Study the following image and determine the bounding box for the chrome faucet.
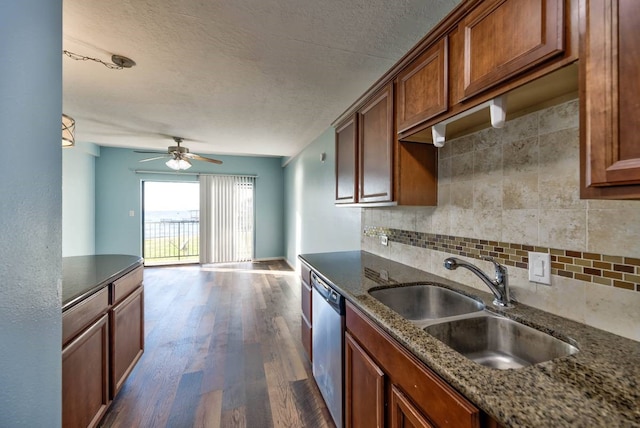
[444,256,512,308]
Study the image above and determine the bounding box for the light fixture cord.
[63,50,123,70]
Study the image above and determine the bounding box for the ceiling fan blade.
[139,155,170,163]
[185,153,223,165]
[134,150,168,154]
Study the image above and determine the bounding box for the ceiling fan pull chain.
[63,50,136,70]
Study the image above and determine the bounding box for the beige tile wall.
[362,98,640,341]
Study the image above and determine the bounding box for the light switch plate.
[380,235,388,246]
[528,251,551,285]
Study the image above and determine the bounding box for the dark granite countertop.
[62,254,143,311]
[300,250,640,428]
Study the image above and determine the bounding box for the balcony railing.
[143,219,199,265]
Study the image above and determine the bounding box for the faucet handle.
[481,256,507,275]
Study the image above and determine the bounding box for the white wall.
[284,127,361,269]
[0,1,62,425]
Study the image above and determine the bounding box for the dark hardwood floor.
[99,260,334,428]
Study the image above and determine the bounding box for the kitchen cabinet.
[300,261,313,361]
[62,313,110,428]
[346,302,485,428]
[457,0,565,100]
[345,332,384,428]
[580,0,640,199]
[335,115,358,204]
[334,0,581,206]
[358,84,394,203]
[110,266,144,397]
[396,37,448,134]
[110,285,144,397]
[334,84,395,205]
[390,385,434,428]
[62,257,144,428]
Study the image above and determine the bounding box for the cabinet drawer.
[112,265,143,305]
[346,303,479,428]
[63,287,109,346]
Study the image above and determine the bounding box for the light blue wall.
[63,142,98,256]
[0,1,62,426]
[284,127,361,268]
[95,147,284,259]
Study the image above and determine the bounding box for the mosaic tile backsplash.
[364,227,640,292]
[361,98,640,341]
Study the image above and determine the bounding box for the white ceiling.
[63,0,460,158]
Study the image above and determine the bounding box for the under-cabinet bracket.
[432,95,506,148]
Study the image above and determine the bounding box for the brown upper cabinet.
[335,115,358,204]
[458,0,565,100]
[396,37,449,134]
[335,85,394,205]
[358,84,394,204]
[334,0,580,206]
[580,0,640,199]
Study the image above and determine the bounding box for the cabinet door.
[110,286,144,398]
[359,84,394,203]
[345,332,385,428]
[396,37,448,134]
[390,385,435,428]
[580,0,640,199]
[336,115,358,203]
[301,278,312,361]
[460,0,564,99]
[346,302,480,428]
[63,314,110,428]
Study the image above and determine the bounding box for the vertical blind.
[199,174,255,264]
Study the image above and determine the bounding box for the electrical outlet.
[528,251,551,285]
[380,235,388,246]
[380,270,389,281]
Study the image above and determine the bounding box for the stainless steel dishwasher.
[311,272,345,428]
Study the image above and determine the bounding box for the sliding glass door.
[199,175,255,264]
[142,181,200,266]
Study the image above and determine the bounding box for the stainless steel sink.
[369,284,485,322]
[424,315,579,370]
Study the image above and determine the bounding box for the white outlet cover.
[528,251,551,285]
[380,235,388,246]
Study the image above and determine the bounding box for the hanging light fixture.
[62,114,75,147]
[165,157,192,171]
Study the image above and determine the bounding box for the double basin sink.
[369,284,578,370]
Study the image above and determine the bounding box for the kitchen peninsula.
[62,255,144,428]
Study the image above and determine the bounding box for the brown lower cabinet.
[110,285,144,398]
[62,314,110,428]
[345,302,500,428]
[300,261,313,361]
[62,265,144,428]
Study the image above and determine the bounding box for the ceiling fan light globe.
[165,158,192,170]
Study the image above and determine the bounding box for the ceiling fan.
[135,137,223,170]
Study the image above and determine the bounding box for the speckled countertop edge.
[299,251,640,428]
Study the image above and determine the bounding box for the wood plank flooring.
[99,260,334,428]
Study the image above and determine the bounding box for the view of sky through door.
[143,181,199,266]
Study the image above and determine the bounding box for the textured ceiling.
[63,0,461,157]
